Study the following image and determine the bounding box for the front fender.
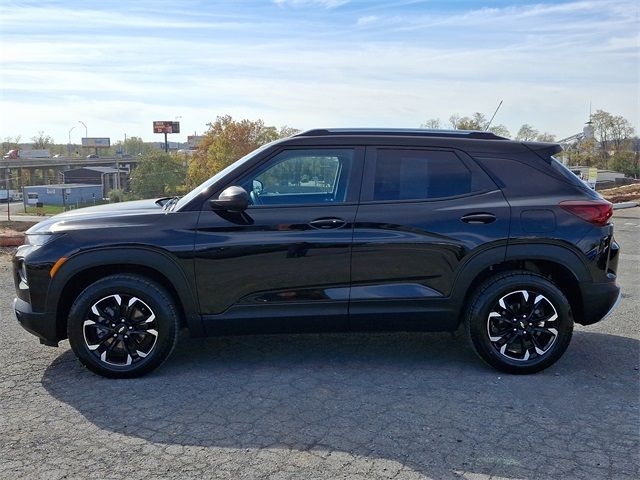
[47,246,203,337]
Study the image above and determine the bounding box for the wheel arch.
[48,247,203,341]
[451,243,589,328]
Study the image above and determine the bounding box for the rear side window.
[369,149,490,201]
[473,155,598,199]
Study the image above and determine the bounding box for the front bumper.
[13,297,58,346]
[578,281,621,325]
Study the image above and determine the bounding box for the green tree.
[187,115,298,187]
[449,112,510,137]
[2,135,21,153]
[31,131,54,149]
[591,110,635,156]
[109,136,155,156]
[516,124,539,141]
[420,118,441,129]
[130,151,187,199]
[536,132,556,142]
[610,152,639,178]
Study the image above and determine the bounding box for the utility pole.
[5,168,11,221]
[68,126,76,156]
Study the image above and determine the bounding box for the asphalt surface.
[1,210,638,480]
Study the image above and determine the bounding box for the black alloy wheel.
[465,271,573,374]
[68,274,179,378]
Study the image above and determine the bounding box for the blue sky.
[0,0,638,144]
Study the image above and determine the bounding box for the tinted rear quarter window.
[473,155,594,198]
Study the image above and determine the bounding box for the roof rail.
[295,128,508,140]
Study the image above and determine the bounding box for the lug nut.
[124,335,128,339]
[128,326,133,330]
[113,334,117,337]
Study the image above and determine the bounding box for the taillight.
[559,200,613,226]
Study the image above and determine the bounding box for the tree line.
[4,109,638,201]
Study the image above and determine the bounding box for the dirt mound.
[599,183,640,203]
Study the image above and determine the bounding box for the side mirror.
[209,186,249,213]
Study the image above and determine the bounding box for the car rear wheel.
[465,271,573,374]
[67,274,179,378]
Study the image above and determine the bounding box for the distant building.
[63,167,128,197]
[23,184,103,207]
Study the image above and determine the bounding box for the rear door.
[350,146,510,331]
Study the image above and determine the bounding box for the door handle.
[460,213,496,224]
[309,218,347,229]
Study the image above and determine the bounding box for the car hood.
[27,198,166,234]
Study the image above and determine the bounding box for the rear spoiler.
[522,142,563,162]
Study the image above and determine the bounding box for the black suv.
[12,129,620,378]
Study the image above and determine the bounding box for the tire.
[464,271,573,374]
[67,274,179,378]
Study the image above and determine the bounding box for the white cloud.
[0,1,637,143]
[273,0,349,8]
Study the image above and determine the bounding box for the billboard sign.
[587,167,598,189]
[187,135,205,148]
[82,137,111,148]
[153,121,180,134]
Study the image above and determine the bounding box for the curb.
[0,232,25,247]
[613,201,639,210]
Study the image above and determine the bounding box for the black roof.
[295,128,507,140]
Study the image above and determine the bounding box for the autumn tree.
[187,115,298,187]
[591,110,635,156]
[130,151,187,199]
[31,131,54,149]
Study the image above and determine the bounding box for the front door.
[194,146,363,334]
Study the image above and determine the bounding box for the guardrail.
[0,157,139,169]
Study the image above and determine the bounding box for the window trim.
[359,146,497,204]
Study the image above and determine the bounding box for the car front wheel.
[67,274,179,378]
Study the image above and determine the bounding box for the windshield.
[174,142,275,211]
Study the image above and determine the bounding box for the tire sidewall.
[468,274,573,373]
[67,275,178,378]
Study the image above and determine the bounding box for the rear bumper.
[13,297,58,346]
[578,281,621,325]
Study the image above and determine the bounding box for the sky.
[0,0,638,145]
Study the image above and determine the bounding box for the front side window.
[242,149,354,206]
[372,149,475,201]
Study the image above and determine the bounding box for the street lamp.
[68,126,76,156]
[78,120,88,140]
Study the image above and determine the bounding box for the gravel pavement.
[1,210,638,479]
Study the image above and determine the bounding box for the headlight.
[18,260,28,284]
[26,234,56,246]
